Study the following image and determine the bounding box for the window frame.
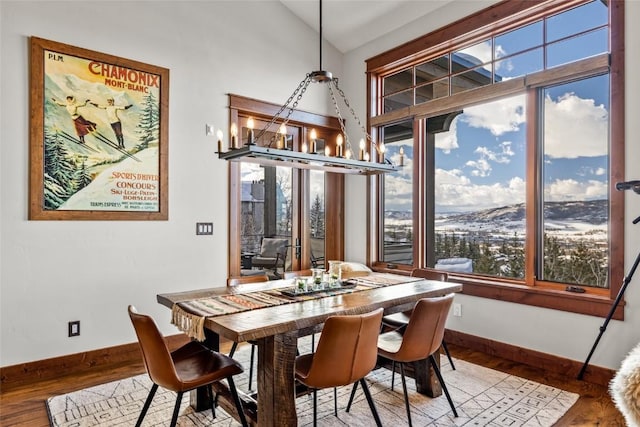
[365,0,625,319]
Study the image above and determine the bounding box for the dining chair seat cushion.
[377,330,404,358]
[171,341,244,392]
[381,311,411,329]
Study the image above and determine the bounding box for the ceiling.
[279,0,455,54]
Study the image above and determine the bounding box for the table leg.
[257,331,298,426]
[189,329,221,411]
[414,349,442,397]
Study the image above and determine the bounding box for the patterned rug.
[46,338,578,426]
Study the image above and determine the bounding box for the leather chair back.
[301,308,383,389]
[227,273,269,287]
[411,268,448,282]
[128,305,180,390]
[393,294,454,362]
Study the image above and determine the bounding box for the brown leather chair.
[355,294,458,426]
[226,273,269,390]
[295,308,384,427]
[382,268,456,391]
[128,305,248,427]
[227,272,269,287]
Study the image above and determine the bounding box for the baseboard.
[0,334,189,392]
[445,329,615,387]
[1,331,615,392]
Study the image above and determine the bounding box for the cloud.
[544,178,607,201]
[463,94,526,136]
[434,169,526,211]
[434,117,459,153]
[544,93,608,158]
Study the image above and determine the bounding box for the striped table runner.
[171,274,421,340]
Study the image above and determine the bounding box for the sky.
[383,0,610,213]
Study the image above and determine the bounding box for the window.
[368,0,624,317]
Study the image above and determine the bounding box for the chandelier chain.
[332,79,376,148]
[256,74,313,145]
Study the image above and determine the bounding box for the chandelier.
[216,0,399,175]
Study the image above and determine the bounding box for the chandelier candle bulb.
[310,129,317,153]
[302,142,308,153]
[230,123,238,149]
[279,124,287,149]
[336,134,343,157]
[345,148,352,159]
[325,146,331,156]
[359,138,365,161]
[364,151,370,162]
[399,146,404,166]
[378,142,386,163]
[247,117,255,145]
[216,129,224,153]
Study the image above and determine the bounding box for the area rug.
[47,339,578,426]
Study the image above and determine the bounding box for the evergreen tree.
[309,194,324,238]
[43,130,78,209]
[136,91,159,149]
[543,234,566,282]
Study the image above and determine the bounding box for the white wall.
[2,0,638,372]
[342,1,640,370]
[0,0,341,366]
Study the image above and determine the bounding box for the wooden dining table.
[157,273,462,426]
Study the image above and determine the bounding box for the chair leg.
[391,360,396,391]
[135,383,158,427]
[441,341,456,370]
[248,344,256,390]
[229,341,238,358]
[345,380,359,412]
[313,389,318,427]
[311,333,315,353]
[359,378,383,427]
[169,391,184,427]
[429,354,458,417]
[334,387,338,416]
[228,376,249,427]
[399,363,413,427]
[209,384,216,419]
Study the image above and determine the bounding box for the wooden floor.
[0,342,624,426]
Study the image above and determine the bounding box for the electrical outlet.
[196,222,213,235]
[452,303,462,317]
[68,320,80,337]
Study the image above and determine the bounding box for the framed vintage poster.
[29,37,169,220]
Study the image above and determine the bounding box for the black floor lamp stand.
[577,180,640,380]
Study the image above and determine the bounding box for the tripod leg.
[577,248,640,380]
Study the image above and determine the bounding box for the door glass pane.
[309,170,325,269]
[542,75,609,288]
[382,120,414,265]
[240,161,293,277]
[433,94,526,278]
